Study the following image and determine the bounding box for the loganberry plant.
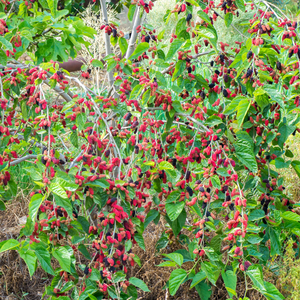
[1,0,300,299]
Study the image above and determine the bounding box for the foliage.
[1,0,300,299]
[274,239,300,299]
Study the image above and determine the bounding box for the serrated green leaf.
[169,269,187,296]
[130,43,149,60]
[129,277,150,292]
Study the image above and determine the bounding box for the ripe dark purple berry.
[276,61,282,70]
[186,186,193,196]
[186,13,192,22]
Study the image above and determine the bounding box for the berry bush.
[1,0,300,299]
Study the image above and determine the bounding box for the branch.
[100,0,114,87]
[43,77,73,102]
[125,6,142,59]
[10,155,37,166]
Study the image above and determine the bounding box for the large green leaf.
[224,13,233,27]
[172,60,186,81]
[246,265,266,293]
[201,261,220,286]
[195,281,212,300]
[190,270,206,288]
[166,201,185,221]
[162,253,183,266]
[53,246,72,272]
[235,0,245,11]
[267,227,281,256]
[29,193,44,221]
[32,245,55,275]
[168,269,187,296]
[50,182,68,199]
[130,43,149,60]
[282,211,300,222]
[165,39,185,61]
[134,233,145,251]
[19,249,37,277]
[54,194,73,217]
[222,270,237,298]
[0,239,19,253]
[129,277,150,292]
[237,99,250,128]
[234,131,258,173]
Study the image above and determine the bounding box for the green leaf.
[78,244,92,260]
[91,59,103,68]
[166,201,185,221]
[248,209,265,221]
[282,211,300,222]
[234,132,258,173]
[130,43,149,60]
[0,36,13,51]
[130,84,143,100]
[128,4,136,22]
[195,281,212,300]
[70,132,78,148]
[263,281,284,300]
[0,200,6,211]
[0,239,19,253]
[197,10,211,24]
[47,0,58,18]
[19,249,37,277]
[201,261,220,286]
[267,227,281,256]
[32,245,55,275]
[264,85,284,108]
[129,277,150,292]
[54,194,73,218]
[205,115,223,127]
[0,49,7,66]
[29,193,44,221]
[50,182,68,199]
[225,13,233,27]
[277,123,296,149]
[254,88,269,110]
[159,161,174,171]
[76,113,87,131]
[166,209,186,237]
[235,0,245,12]
[162,253,183,266]
[166,190,181,203]
[190,270,206,288]
[246,265,266,293]
[134,233,145,251]
[222,270,237,298]
[168,269,187,296]
[118,37,128,56]
[292,160,300,178]
[112,271,126,283]
[53,246,72,272]
[211,175,221,189]
[165,39,185,61]
[172,60,186,81]
[237,99,250,128]
[144,209,159,228]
